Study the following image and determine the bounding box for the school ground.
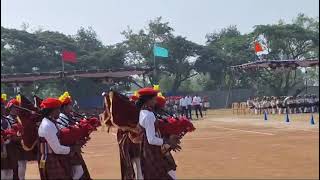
[25,109,319,179]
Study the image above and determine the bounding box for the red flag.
[62,51,77,63]
[254,42,263,53]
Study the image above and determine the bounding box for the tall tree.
[195,26,254,90]
[250,14,319,95]
[122,17,174,84]
[160,36,201,92]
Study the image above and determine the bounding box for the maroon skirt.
[38,154,73,180]
[72,152,91,180]
[117,130,140,180]
[1,143,16,170]
[140,128,173,180]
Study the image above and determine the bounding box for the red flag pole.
[61,52,66,91]
[62,56,65,73]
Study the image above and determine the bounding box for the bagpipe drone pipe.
[102,90,196,150]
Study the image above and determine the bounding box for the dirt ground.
[25,109,319,179]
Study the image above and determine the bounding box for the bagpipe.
[10,95,44,151]
[101,90,195,151]
[11,94,100,149]
[33,95,101,147]
[58,116,101,146]
[1,115,24,144]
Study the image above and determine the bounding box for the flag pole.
[153,36,157,84]
[62,57,65,73]
[61,53,66,91]
[153,46,156,78]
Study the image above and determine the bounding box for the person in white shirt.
[136,87,180,180]
[5,98,27,180]
[192,95,203,119]
[38,97,80,180]
[57,92,90,179]
[185,96,193,119]
[1,98,14,180]
[179,97,187,117]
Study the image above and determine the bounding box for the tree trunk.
[171,75,182,93]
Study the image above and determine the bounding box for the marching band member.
[57,92,91,180]
[136,87,180,180]
[117,92,142,180]
[6,98,27,180]
[154,93,178,180]
[117,128,142,180]
[276,97,283,114]
[1,94,14,179]
[38,97,80,179]
[270,97,276,114]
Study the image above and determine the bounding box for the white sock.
[1,169,13,180]
[168,170,176,180]
[18,160,27,180]
[132,157,143,180]
[72,165,84,180]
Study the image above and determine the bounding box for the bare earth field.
[25,109,319,179]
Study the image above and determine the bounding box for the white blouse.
[38,117,70,155]
[139,110,163,146]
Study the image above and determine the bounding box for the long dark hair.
[136,95,156,109]
[40,108,56,118]
[60,104,69,114]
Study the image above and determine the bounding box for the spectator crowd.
[164,95,210,120]
[246,94,319,114]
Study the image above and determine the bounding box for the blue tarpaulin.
[77,96,103,109]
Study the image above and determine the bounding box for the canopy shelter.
[1,67,151,85]
[230,59,319,70]
[225,59,319,107]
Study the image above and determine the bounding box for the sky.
[1,0,319,45]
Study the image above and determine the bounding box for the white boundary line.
[210,125,275,136]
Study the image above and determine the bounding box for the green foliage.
[196,25,255,89]
[248,14,319,95]
[1,27,127,97]
[1,14,319,97]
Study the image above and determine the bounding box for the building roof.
[230,59,319,70]
[1,67,151,84]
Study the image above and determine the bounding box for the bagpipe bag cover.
[107,91,139,128]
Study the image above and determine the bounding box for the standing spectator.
[179,97,187,117]
[173,103,178,115]
[185,96,193,119]
[192,95,203,119]
[203,97,210,115]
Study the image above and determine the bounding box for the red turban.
[138,87,159,96]
[40,98,62,109]
[6,99,20,109]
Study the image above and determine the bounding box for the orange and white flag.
[254,34,270,56]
